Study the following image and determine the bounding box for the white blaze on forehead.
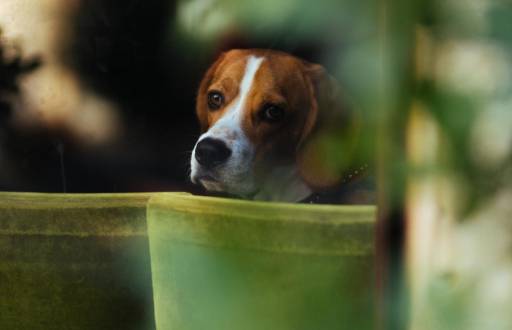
[191,55,264,193]
[206,55,264,135]
[191,55,265,185]
[234,55,265,116]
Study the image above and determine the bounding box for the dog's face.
[190,49,337,200]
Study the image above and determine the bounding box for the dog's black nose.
[195,138,232,168]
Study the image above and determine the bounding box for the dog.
[190,49,373,203]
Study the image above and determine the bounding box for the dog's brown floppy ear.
[297,61,360,190]
[196,53,226,132]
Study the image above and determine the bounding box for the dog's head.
[190,49,351,201]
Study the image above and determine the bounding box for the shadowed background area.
[0,0,358,195]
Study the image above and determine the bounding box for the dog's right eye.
[207,91,224,110]
[260,104,285,123]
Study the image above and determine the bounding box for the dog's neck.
[251,166,312,202]
[251,163,372,204]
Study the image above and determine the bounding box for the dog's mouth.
[195,174,225,192]
[193,172,260,198]
[196,174,217,183]
[191,172,216,184]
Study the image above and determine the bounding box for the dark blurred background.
[0,0,353,194]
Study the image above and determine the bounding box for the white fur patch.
[204,55,264,138]
[191,55,264,196]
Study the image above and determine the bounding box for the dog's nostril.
[195,137,232,168]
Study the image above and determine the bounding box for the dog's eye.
[261,104,285,123]
[207,91,224,110]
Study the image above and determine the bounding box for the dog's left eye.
[207,91,224,110]
[261,105,285,123]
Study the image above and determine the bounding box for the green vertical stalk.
[375,0,421,329]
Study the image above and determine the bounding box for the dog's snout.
[195,137,232,168]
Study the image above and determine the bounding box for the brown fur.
[196,49,350,191]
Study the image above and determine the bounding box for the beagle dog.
[190,49,372,203]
